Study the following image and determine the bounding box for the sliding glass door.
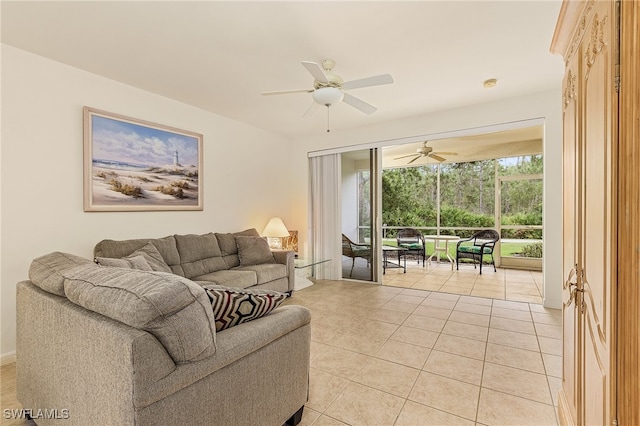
[340,149,381,281]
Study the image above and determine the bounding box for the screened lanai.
[338,124,544,300]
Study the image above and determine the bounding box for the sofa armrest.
[271,250,295,292]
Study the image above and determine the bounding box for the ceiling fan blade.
[301,61,328,83]
[394,153,421,160]
[342,74,394,91]
[408,155,422,164]
[343,93,377,115]
[432,151,458,156]
[429,154,447,162]
[303,102,319,118]
[262,89,313,96]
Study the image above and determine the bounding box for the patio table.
[424,235,460,270]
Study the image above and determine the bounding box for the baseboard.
[1,351,16,365]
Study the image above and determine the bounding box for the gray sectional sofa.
[94,228,295,294]
[16,229,310,426]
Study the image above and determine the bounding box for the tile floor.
[284,278,561,426]
[0,268,560,426]
[346,257,544,305]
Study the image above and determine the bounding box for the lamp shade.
[312,87,344,106]
[262,217,290,238]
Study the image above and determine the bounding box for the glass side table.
[294,258,331,291]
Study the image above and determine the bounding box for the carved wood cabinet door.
[552,1,619,425]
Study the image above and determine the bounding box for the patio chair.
[396,228,426,266]
[455,229,500,274]
[342,234,371,277]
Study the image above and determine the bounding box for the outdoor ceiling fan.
[261,59,393,131]
[394,141,458,164]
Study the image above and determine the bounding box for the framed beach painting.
[83,107,203,212]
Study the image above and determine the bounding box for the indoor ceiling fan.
[394,141,458,164]
[261,59,393,128]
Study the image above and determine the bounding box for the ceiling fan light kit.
[261,59,393,131]
[312,87,344,106]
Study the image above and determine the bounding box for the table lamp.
[262,217,290,249]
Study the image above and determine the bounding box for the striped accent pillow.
[204,285,288,331]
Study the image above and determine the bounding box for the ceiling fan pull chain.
[326,106,331,132]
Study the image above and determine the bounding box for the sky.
[90,114,200,167]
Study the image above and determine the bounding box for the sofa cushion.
[29,252,94,296]
[192,269,258,289]
[129,243,173,273]
[94,236,183,275]
[174,233,227,278]
[94,254,153,271]
[215,228,261,268]
[234,264,287,285]
[236,236,276,267]
[204,285,288,331]
[63,264,217,363]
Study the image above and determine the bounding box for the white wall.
[290,90,563,309]
[0,46,293,360]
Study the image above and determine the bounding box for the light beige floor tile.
[485,343,545,374]
[408,371,480,421]
[454,302,492,315]
[412,305,452,320]
[306,368,350,412]
[442,320,489,342]
[400,288,431,298]
[542,353,563,378]
[482,362,552,404]
[381,300,419,314]
[492,299,531,311]
[507,293,543,304]
[324,382,405,426]
[332,331,387,356]
[375,340,431,370]
[311,415,349,425]
[535,323,563,339]
[364,308,410,325]
[439,285,473,296]
[547,376,562,407]
[490,306,533,321]
[428,292,461,302]
[448,310,491,327]
[390,325,440,348]
[423,349,484,385]
[433,334,487,360]
[403,314,446,333]
[490,316,536,335]
[488,328,540,352]
[395,400,475,426]
[458,295,493,306]
[532,311,562,326]
[298,407,321,426]
[353,358,420,398]
[310,347,372,380]
[470,288,506,299]
[351,319,399,341]
[311,323,348,345]
[411,281,446,291]
[420,297,457,310]
[538,336,563,356]
[391,294,426,305]
[477,388,557,426]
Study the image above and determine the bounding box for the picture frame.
[83,107,203,212]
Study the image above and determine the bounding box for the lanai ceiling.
[2,1,564,143]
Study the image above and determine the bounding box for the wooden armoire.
[550,1,639,425]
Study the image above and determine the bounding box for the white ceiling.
[1,1,565,140]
